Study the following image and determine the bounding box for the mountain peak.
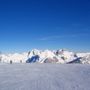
[0,49,90,64]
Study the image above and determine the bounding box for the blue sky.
[0,0,90,53]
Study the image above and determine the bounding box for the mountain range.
[0,49,90,64]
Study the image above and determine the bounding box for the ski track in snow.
[0,64,90,90]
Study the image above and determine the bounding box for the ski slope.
[0,64,90,90]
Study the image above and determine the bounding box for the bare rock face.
[55,49,64,56]
[44,57,59,63]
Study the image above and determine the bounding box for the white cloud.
[39,33,89,41]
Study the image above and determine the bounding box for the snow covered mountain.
[0,49,90,64]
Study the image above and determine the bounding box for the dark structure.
[20,60,22,63]
[10,60,12,64]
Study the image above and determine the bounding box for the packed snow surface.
[0,64,90,90]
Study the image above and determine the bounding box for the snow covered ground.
[0,64,90,90]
